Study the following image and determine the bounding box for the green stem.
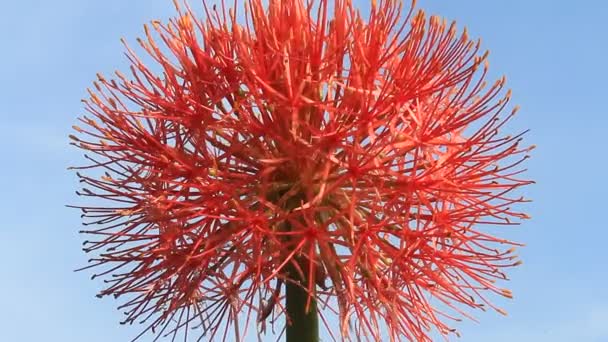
[286,267,319,342]
[281,194,319,342]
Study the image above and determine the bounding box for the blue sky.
[1,0,607,341]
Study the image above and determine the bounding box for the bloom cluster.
[71,0,533,340]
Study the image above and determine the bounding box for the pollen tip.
[501,289,513,298]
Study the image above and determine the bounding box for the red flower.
[71,0,534,340]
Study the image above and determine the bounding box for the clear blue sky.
[1,1,607,341]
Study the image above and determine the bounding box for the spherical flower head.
[70,0,534,341]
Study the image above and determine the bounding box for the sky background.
[1,0,607,341]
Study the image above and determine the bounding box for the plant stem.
[286,267,319,342]
[282,195,319,342]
